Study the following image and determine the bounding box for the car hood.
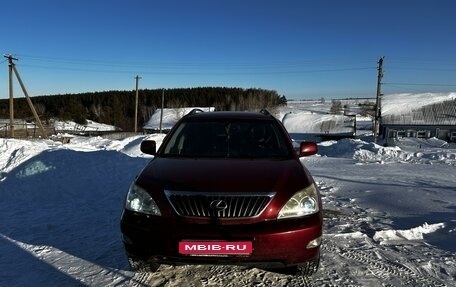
[136,157,313,193]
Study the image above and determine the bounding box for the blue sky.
[2,0,456,100]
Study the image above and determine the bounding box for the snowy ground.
[1,95,456,286]
[1,132,455,287]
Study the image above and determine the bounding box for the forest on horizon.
[0,87,286,131]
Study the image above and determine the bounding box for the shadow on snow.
[0,149,149,285]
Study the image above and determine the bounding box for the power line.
[387,67,456,72]
[15,53,376,68]
[384,82,456,87]
[18,63,375,76]
[11,53,456,77]
[13,53,376,73]
[383,84,432,93]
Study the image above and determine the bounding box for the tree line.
[0,87,287,131]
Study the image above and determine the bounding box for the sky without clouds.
[1,0,456,100]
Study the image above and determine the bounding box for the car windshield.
[161,119,293,159]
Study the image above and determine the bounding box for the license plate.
[179,241,252,255]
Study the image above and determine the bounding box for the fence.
[0,123,55,139]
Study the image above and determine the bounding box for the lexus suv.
[120,109,322,276]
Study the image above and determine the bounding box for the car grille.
[165,190,275,218]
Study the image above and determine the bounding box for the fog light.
[306,236,322,249]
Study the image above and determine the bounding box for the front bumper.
[121,210,322,267]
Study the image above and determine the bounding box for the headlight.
[125,183,161,216]
[278,184,319,219]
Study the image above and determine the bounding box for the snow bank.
[373,223,446,244]
[0,138,57,177]
[318,138,400,161]
[52,119,117,132]
[317,138,456,165]
[282,111,354,134]
[144,107,215,130]
[382,92,456,116]
[0,133,167,181]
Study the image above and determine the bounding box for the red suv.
[120,110,322,276]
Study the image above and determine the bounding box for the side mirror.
[299,142,318,157]
[140,140,157,155]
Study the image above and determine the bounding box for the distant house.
[381,93,456,145]
[282,111,356,142]
[143,107,215,133]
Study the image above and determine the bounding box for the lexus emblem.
[209,199,228,212]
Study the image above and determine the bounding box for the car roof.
[183,110,275,121]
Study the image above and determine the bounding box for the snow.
[382,92,456,116]
[282,111,354,134]
[143,107,215,131]
[52,119,118,132]
[373,222,446,243]
[1,101,456,286]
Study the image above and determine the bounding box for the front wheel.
[128,256,160,273]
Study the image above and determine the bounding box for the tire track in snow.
[130,264,314,287]
[315,180,451,287]
[324,241,448,287]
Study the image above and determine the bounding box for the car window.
[162,119,292,159]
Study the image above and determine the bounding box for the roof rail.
[187,108,205,115]
[259,109,271,116]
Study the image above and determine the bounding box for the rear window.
[161,119,292,159]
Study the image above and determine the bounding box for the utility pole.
[374,57,384,144]
[134,75,141,133]
[5,54,17,137]
[4,55,47,139]
[159,89,164,133]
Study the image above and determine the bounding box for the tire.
[297,257,320,277]
[127,256,160,273]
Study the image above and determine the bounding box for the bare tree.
[330,100,343,114]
